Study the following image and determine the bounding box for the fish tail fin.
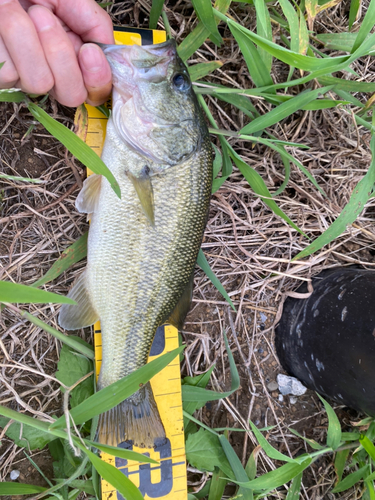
[96,382,165,448]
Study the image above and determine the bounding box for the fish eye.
[172,72,191,91]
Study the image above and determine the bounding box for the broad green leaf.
[182,330,239,402]
[229,22,273,88]
[0,173,42,183]
[20,310,95,360]
[27,102,121,198]
[0,483,47,495]
[235,458,311,490]
[228,148,306,236]
[84,448,144,500]
[0,89,26,102]
[56,343,94,408]
[0,417,57,450]
[240,86,333,135]
[286,472,303,499]
[294,133,375,259]
[318,395,341,450]
[352,0,375,52]
[197,249,235,310]
[332,464,370,493]
[219,435,253,499]
[188,61,223,81]
[249,421,296,463]
[0,280,75,305]
[191,0,222,46]
[186,428,234,479]
[334,448,350,484]
[32,232,88,288]
[149,0,164,29]
[50,346,184,428]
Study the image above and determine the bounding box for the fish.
[58,39,213,448]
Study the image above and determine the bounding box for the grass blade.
[253,0,273,71]
[286,472,302,499]
[0,88,26,102]
[149,0,164,29]
[83,448,144,500]
[229,22,273,88]
[32,233,88,288]
[318,395,341,450]
[249,421,296,463]
[0,484,47,495]
[219,435,253,500]
[334,448,350,484]
[235,458,311,490]
[50,346,184,428]
[349,0,361,30]
[20,310,94,359]
[294,133,375,259]
[228,147,306,236]
[352,0,375,52]
[197,249,235,310]
[0,173,43,183]
[27,102,121,199]
[189,61,223,81]
[182,330,239,402]
[0,281,75,305]
[191,0,222,46]
[332,464,370,493]
[208,467,228,500]
[240,86,333,135]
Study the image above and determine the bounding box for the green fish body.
[59,39,212,448]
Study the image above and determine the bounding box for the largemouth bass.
[58,39,212,448]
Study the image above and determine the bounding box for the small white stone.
[289,396,298,404]
[277,374,307,396]
[278,394,284,403]
[10,470,20,481]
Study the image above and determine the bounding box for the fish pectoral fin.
[75,174,102,215]
[128,168,155,226]
[58,270,99,330]
[167,272,194,330]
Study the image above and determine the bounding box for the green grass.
[2,0,375,497]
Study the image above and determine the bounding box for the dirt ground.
[1,1,375,499]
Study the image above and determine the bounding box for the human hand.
[0,0,115,107]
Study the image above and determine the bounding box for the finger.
[29,5,87,107]
[0,0,53,94]
[79,43,112,106]
[51,0,114,45]
[0,35,19,88]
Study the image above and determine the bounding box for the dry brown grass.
[1,0,375,497]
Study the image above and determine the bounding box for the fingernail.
[80,44,104,73]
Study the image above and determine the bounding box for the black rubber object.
[275,267,375,416]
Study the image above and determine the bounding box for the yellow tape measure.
[80,27,187,500]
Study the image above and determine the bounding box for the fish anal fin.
[58,270,99,330]
[167,273,194,330]
[128,167,155,226]
[96,382,165,448]
[76,174,102,215]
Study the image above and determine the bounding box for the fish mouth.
[97,38,177,59]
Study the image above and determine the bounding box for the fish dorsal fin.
[128,166,155,226]
[58,270,99,330]
[76,174,102,215]
[167,273,194,330]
